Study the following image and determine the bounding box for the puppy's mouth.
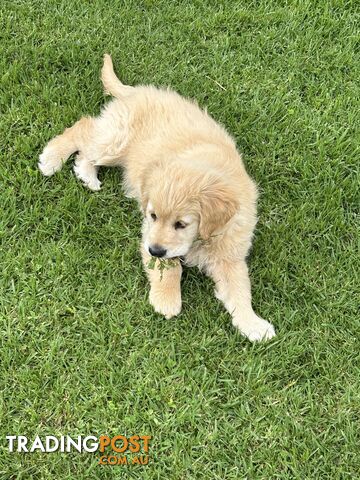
[163,247,191,259]
[146,245,189,260]
[153,252,182,260]
[164,254,185,261]
[145,238,193,259]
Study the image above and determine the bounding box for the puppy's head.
[141,163,239,258]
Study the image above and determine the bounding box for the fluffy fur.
[39,54,276,341]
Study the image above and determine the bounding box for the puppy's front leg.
[209,260,275,342]
[141,247,182,319]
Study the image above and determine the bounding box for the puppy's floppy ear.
[139,161,162,213]
[198,175,239,240]
[140,185,149,213]
[138,176,149,213]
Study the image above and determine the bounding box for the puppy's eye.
[151,213,157,221]
[174,221,186,230]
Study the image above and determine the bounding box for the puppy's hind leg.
[39,116,94,177]
[73,152,101,191]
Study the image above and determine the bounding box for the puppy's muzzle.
[149,245,167,258]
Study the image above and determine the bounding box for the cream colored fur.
[39,54,276,342]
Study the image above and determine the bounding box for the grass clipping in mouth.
[147,257,180,280]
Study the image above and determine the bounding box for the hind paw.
[73,163,101,191]
[38,147,64,176]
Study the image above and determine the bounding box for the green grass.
[0,0,359,478]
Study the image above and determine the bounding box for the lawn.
[0,0,359,478]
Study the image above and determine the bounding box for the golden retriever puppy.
[39,54,275,341]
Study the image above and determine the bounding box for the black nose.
[149,245,167,258]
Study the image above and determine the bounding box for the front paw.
[149,287,182,319]
[233,315,276,342]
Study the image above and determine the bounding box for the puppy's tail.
[101,54,134,99]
